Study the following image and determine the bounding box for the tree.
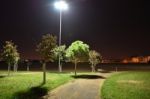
[52,45,66,72]
[66,40,89,76]
[36,34,57,84]
[89,50,102,72]
[1,41,20,75]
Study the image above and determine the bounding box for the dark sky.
[0,0,150,59]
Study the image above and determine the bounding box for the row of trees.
[0,34,102,84]
[36,34,102,84]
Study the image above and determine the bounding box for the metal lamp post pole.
[54,0,68,72]
[58,9,62,72]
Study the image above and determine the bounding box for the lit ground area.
[0,71,73,99]
[101,71,150,99]
[43,72,112,99]
[1,71,150,99]
[0,71,109,99]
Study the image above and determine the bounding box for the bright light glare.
[54,1,68,10]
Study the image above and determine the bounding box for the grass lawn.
[101,71,150,99]
[0,71,73,99]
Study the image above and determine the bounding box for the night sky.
[0,0,150,59]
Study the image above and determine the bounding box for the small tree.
[52,45,66,72]
[89,50,102,72]
[66,40,89,76]
[1,41,20,75]
[36,34,57,84]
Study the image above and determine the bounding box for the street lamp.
[54,0,68,72]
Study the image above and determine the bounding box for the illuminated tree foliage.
[52,45,66,72]
[1,41,20,75]
[89,50,102,72]
[66,40,89,76]
[36,34,57,84]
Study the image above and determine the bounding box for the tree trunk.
[8,63,11,76]
[42,62,46,84]
[60,64,62,72]
[16,63,18,72]
[115,67,118,72]
[59,61,62,72]
[93,65,95,72]
[74,61,77,76]
[13,64,15,72]
[91,62,94,72]
[27,65,29,71]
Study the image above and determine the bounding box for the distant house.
[122,56,150,63]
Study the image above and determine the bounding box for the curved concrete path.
[43,73,112,99]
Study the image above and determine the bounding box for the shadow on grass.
[13,83,48,99]
[0,75,7,78]
[72,75,106,79]
[48,71,69,74]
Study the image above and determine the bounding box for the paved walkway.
[43,73,112,99]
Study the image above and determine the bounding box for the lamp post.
[54,0,68,72]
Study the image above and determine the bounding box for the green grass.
[101,71,150,99]
[0,71,73,99]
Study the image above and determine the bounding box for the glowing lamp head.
[54,1,68,10]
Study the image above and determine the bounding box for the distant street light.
[54,0,68,72]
